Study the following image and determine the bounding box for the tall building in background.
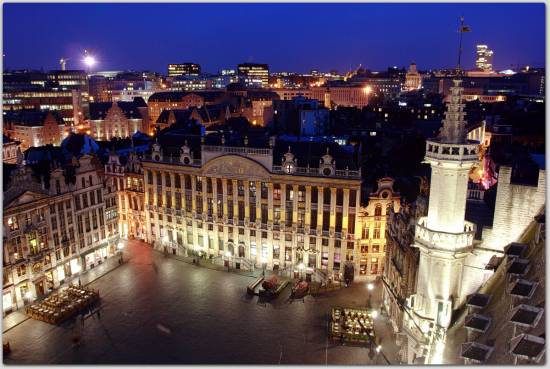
[237,63,269,88]
[475,45,494,72]
[167,63,201,77]
[404,62,423,91]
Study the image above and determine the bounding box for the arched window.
[374,205,382,217]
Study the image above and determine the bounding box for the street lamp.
[367,282,374,308]
[83,50,96,73]
[225,251,232,271]
[162,235,169,255]
[298,263,305,280]
[260,256,267,277]
[376,345,382,353]
[371,310,378,319]
[117,242,124,263]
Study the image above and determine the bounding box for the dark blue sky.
[3,3,545,74]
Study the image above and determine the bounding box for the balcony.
[142,154,202,167]
[202,145,272,156]
[425,139,479,163]
[272,165,361,179]
[414,217,475,252]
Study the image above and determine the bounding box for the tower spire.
[439,16,470,144]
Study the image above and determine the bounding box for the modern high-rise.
[167,63,201,77]
[237,63,269,88]
[475,45,494,72]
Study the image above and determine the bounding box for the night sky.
[3,3,545,74]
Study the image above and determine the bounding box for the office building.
[168,63,201,77]
[237,63,269,88]
[3,110,66,150]
[476,45,494,72]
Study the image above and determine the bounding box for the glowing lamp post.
[83,51,96,73]
[117,242,124,263]
[298,263,305,280]
[367,282,374,308]
[24,291,33,304]
[225,251,232,271]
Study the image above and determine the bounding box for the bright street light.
[117,242,124,250]
[376,345,382,353]
[363,85,372,94]
[83,55,96,68]
[225,251,231,258]
[371,310,378,319]
[367,283,374,291]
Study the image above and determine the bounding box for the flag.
[460,25,471,33]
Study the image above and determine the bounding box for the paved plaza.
[4,240,399,365]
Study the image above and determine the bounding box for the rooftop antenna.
[456,16,471,76]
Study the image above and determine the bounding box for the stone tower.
[411,78,479,333]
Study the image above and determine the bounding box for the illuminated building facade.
[382,178,429,363]
[105,149,147,240]
[141,134,367,282]
[357,178,400,278]
[3,110,66,150]
[88,97,150,140]
[2,135,20,164]
[237,63,269,88]
[475,45,494,72]
[310,85,371,108]
[168,63,201,77]
[2,140,120,315]
[404,63,422,91]
[3,70,89,127]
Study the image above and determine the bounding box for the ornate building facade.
[358,178,401,278]
[105,148,146,240]
[2,139,120,315]
[140,135,369,281]
[88,98,150,140]
[382,178,429,363]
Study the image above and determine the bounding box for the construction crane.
[59,58,69,71]
[344,64,362,81]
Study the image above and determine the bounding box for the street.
[4,240,399,364]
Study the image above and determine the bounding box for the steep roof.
[3,109,64,127]
[273,137,359,171]
[148,90,225,103]
[89,97,146,120]
[156,109,192,124]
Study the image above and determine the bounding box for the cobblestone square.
[4,240,399,365]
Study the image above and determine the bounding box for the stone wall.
[481,166,546,251]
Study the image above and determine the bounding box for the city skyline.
[3,2,545,74]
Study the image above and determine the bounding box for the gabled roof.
[156,109,192,125]
[89,97,146,120]
[149,90,225,103]
[3,109,64,127]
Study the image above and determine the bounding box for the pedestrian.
[78,278,82,287]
